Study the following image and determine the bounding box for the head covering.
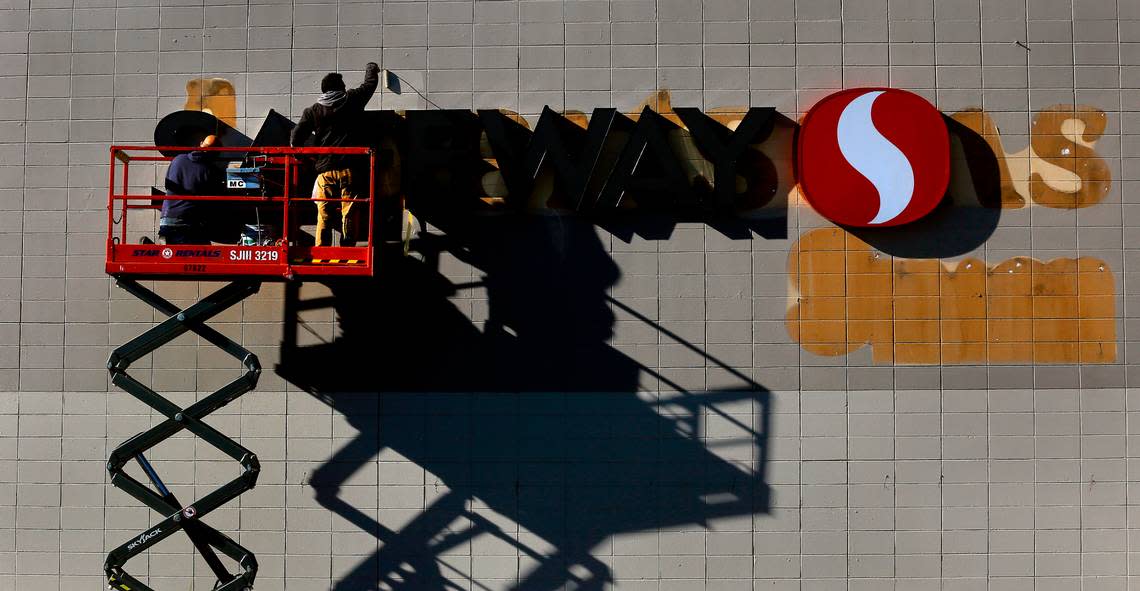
[321,72,345,92]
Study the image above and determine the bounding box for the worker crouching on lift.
[160,134,224,245]
[290,61,380,247]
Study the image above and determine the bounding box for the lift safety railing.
[103,146,375,590]
[106,145,376,279]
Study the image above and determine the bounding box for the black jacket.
[162,151,223,222]
[290,63,380,172]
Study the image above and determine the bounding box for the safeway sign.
[797,88,950,227]
[159,87,957,229]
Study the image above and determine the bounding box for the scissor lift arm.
[104,278,263,591]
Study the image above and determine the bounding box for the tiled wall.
[2,0,1140,589]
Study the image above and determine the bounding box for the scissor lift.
[103,145,376,591]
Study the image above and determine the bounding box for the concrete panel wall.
[1,0,1139,589]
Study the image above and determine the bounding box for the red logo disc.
[797,88,950,227]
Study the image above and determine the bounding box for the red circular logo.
[797,88,950,227]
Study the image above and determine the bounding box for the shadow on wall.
[276,215,772,590]
[844,115,1003,258]
[264,97,1015,590]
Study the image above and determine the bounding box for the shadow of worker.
[278,214,772,590]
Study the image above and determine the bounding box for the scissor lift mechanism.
[104,146,376,591]
[105,279,262,591]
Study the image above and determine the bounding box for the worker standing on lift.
[290,61,380,247]
[160,134,224,245]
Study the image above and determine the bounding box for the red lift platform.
[103,145,378,591]
[106,145,376,279]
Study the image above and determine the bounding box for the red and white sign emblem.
[797,88,950,227]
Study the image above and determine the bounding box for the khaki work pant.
[312,168,359,247]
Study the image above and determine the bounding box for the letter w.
[478,107,617,210]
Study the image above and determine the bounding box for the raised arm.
[346,62,380,109]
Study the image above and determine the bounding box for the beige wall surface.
[1,0,1139,589]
